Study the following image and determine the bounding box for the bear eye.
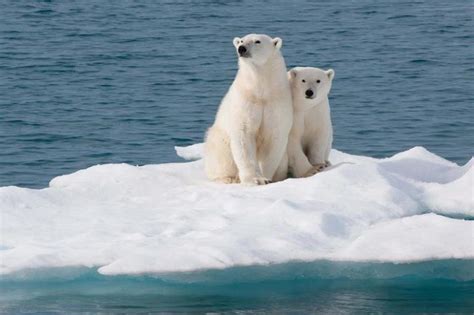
[317,80,321,83]
[302,79,306,83]
[255,40,261,44]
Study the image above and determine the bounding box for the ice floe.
[0,145,472,279]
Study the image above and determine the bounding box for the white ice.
[0,145,472,277]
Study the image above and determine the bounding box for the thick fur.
[204,34,293,185]
[287,67,335,178]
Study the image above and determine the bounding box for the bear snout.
[238,45,248,57]
[305,89,314,98]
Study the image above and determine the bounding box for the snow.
[0,145,472,279]
[174,143,204,161]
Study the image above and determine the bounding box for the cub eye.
[316,80,321,83]
[255,40,261,44]
[302,79,306,83]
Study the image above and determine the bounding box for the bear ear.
[326,69,335,80]
[233,37,241,48]
[272,37,282,50]
[288,69,297,81]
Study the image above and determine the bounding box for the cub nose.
[305,89,314,98]
[238,45,247,55]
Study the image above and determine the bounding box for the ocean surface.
[0,0,473,313]
[2,275,474,314]
[1,0,473,188]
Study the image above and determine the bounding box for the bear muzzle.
[238,45,250,58]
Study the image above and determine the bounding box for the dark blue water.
[1,0,473,313]
[1,0,473,188]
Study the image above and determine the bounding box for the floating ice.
[0,145,472,280]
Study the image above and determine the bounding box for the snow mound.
[0,145,472,279]
[175,143,204,161]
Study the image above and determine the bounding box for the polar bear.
[204,34,293,185]
[287,67,335,178]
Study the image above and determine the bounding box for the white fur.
[204,34,293,185]
[287,67,335,178]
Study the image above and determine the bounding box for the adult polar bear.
[204,34,292,185]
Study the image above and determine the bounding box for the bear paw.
[215,177,239,184]
[303,164,326,177]
[253,177,272,185]
[241,176,271,186]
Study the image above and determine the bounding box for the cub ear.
[326,69,335,80]
[272,37,282,49]
[233,37,241,48]
[288,69,297,81]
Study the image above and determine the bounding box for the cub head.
[233,34,282,65]
[288,67,335,105]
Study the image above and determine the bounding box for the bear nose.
[238,45,247,55]
[305,89,314,97]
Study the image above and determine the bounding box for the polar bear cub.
[204,34,293,185]
[287,67,335,178]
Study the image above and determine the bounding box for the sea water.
[2,276,473,313]
[1,0,472,188]
[0,0,473,313]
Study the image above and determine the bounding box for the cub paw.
[253,177,272,185]
[303,164,326,177]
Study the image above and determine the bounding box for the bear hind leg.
[204,126,238,183]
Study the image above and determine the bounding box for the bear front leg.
[308,130,332,167]
[258,133,289,182]
[305,139,331,175]
[230,130,269,185]
[308,140,329,166]
[288,138,313,178]
[272,151,288,182]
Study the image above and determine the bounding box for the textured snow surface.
[0,145,472,277]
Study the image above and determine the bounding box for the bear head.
[288,67,335,107]
[233,34,282,66]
